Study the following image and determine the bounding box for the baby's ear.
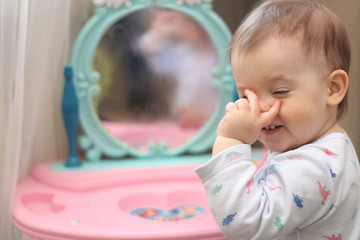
[327,69,349,106]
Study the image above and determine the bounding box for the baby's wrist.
[212,136,244,156]
[216,135,244,144]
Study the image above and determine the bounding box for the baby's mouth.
[262,125,282,130]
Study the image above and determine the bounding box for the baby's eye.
[273,89,290,95]
[240,94,248,99]
[237,92,248,99]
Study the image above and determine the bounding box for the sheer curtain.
[0,0,92,239]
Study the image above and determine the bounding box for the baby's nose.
[259,98,275,113]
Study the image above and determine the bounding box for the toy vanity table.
[11,0,265,239]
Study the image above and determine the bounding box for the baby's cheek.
[280,100,316,123]
[278,101,295,119]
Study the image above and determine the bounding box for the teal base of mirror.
[64,156,82,167]
[52,154,212,171]
[51,149,266,171]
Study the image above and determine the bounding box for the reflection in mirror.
[93,8,218,150]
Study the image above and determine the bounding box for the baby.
[195,0,360,239]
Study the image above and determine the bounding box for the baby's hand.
[216,89,281,145]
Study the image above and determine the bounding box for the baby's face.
[231,36,336,152]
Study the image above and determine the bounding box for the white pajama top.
[195,132,360,240]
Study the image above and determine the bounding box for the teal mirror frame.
[71,0,234,162]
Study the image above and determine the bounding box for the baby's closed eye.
[273,88,290,95]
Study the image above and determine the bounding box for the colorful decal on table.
[12,223,44,240]
[222,212,237,227]
[322,234,342,240]
[11,224,22,240]
[317,180,331,205]
[274,216,284,232]
[211,184,223,195]
[130,204,205,221]
[292,193,304,209]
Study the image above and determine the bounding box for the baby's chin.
[261,142,300,153]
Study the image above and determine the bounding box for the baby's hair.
[229,0,351,118]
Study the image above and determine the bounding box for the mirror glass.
[93,8,219,150]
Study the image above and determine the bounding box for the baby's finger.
[244,89,260,115]
[235,98,249,109]
[260,100,281,127]
[225,102,238,112]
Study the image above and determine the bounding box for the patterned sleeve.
[195,144,337,240]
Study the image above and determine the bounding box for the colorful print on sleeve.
[317,180,331,205]
[318,148,339,157]
[211,184,223,195]
[222,212,237,227]
[224,151,242,163]
[322,234,342,240]
[274,216,284,232]
[292,193,304,209]
[246,153,268,194]
[330,169,337,179]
